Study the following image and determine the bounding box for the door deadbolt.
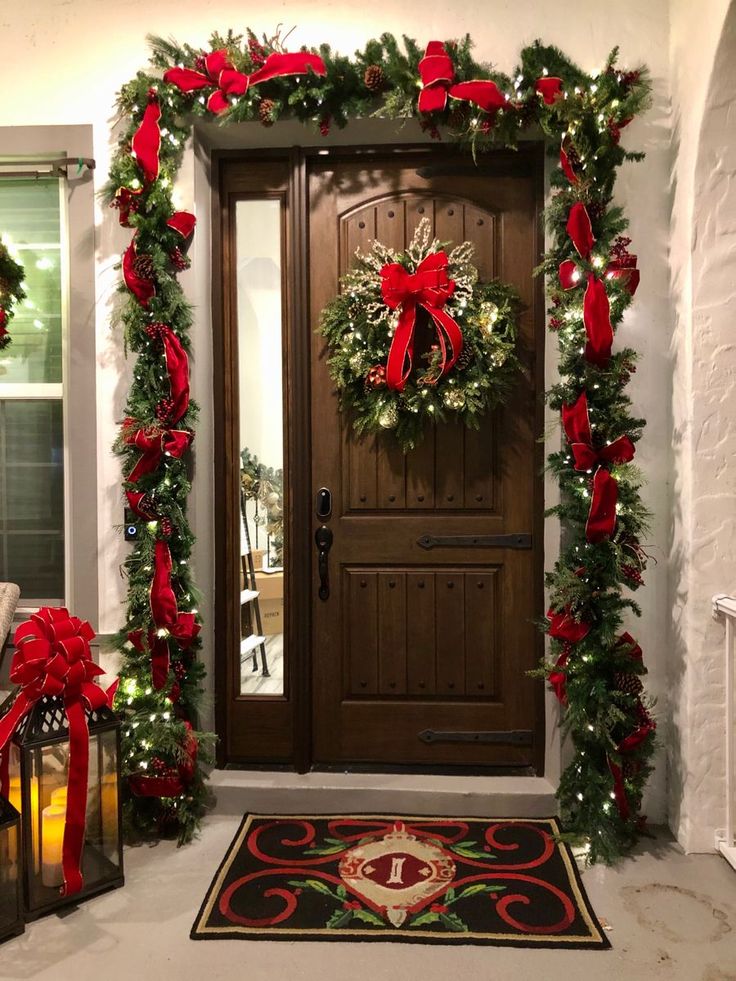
[315,486,332,520]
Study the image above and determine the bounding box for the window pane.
[0,178,63,384]
[236,198,286,697]
[0,400,64,599]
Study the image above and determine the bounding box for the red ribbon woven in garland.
[561,391,635,471]
[560,136,579,184]
[0,608,117,897]
[122,237,155,307]
[124,425,193,485]
[167,211,196,239]
[159,326,190,423]
[549,646,571,705]
[128,721,197,797]
[380,251,462,392]
[128,540,200,689]
[164,49,326,115]
[128,614,200,691]
[561,204,615,366]
[417,42,507,115]
[535,76,563,104]
[131,96,161,184]
[112,186,143,227]
[546,605,590,644]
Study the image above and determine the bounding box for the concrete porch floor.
[1,814,735,981]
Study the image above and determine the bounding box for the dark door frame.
[212,143,546,773]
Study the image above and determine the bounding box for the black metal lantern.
[0,794,23,943]
[3,693,124,920]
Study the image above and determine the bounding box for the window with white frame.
[0,130,97,628]
[0,176,66,604]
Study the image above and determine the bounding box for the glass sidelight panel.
[236,198,285,696]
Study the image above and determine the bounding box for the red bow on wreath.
[380,251,463,392]
[562,391,635,543]
[417,41,507,115]
[0,608,117,897]
[164,49,326,115]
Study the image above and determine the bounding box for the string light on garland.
[106,28,654,861]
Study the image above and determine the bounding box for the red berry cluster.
[319,116,331,137]
[145,321,167,341]
[194,55,207,74]
[156,397,175,422]
[160,517,173,537]
[365,364,386,389]
[248,35,267,67]
[548,316,563,331]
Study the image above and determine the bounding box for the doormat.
[191,814,610,948]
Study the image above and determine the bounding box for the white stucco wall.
[1,1,674,823]
[669,0,736,852]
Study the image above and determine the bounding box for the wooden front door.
[308,148,544,771]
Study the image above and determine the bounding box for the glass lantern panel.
[33,741,69,895]
[0,818,20,934]
[99,729,120,867]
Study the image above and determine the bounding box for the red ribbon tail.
[161,329,190,423]
[385,304,417,392]
[0,692,34,768]
[586,467,618,543]
[583,274,613,366]
[426,305,463,377]
[151,540,178,628]
[131,99,161,184]
[60,698,89,897]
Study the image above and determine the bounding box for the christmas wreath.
[319,219,521,451]
[0,238,25,349]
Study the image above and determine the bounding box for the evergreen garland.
[0,238,25,349]
[319,219,520,451]
[106,29,653,861]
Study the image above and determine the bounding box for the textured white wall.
[669,0,736,852]
[0,1,673,821]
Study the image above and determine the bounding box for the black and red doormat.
[191,814,610,948]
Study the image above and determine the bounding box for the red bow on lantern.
[379,251,463,391]
[0,608,117,897]
[562,391,634,543]
[163,49,326,115]
[417,42,507,115]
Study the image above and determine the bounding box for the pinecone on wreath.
[258,99,276,127]
[456,345,474,370]
[364,65,386,93]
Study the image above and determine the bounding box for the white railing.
[713,593,736,870]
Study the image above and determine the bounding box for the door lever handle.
[315,525,333,601]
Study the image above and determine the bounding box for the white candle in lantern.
[41,803,66,888]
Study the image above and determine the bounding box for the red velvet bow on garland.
[379,250,463,391]
[124,424,193,485]
[163,49,326,115]
[0,608,117,896]
[417,42,507,115]
[562,391,635,543]
[559,203,614,366]
[128,541,200,691]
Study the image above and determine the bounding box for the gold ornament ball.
[378,404,398,429]
[479,301,499,336]
[349,352,365,372]
[443,388,466,410]
[266,491,280,505]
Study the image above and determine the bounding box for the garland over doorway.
[105,29,654,862]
